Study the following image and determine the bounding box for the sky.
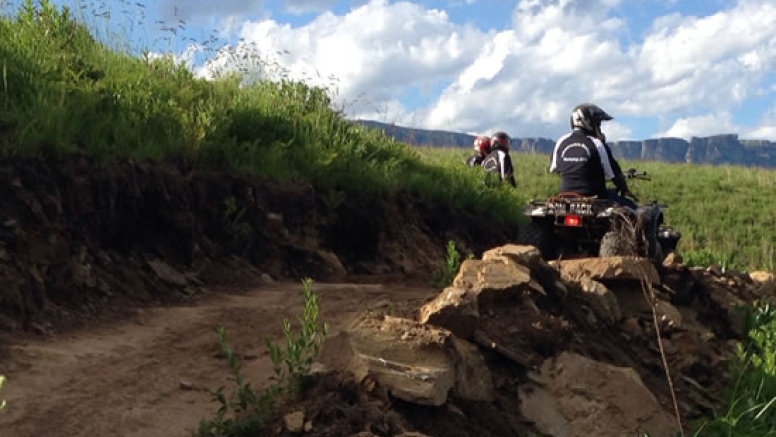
[22,0,776,142]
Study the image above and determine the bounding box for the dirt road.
[0,281,435,437]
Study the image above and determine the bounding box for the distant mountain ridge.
[355,119,776,168]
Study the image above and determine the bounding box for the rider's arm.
[603,142,624,177]
[592,137,615,180]
[594,138,634,197]
[503,153,517,187]
[549,134,571,173]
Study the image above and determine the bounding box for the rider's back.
[550,130,607,197]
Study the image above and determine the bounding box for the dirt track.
[0,281,434,437]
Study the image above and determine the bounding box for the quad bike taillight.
[563,215,582,227]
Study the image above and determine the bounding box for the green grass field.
[420,146,776,272]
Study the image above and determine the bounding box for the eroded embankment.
[0,154,515,333]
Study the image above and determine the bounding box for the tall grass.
[0,0,526,228]
[686,302,776,436]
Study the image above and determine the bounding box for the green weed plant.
[197,279,327,437]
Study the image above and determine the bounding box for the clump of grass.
[684,302,776,436]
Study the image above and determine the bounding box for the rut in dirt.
[0,281,439,437]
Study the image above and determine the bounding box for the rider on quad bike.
[549,103,636,207]
[517,103,681,263]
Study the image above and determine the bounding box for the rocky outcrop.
[310,244,776,437]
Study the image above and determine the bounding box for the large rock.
[423,256,546,340]
[346,313,493,406]
[418,286,479,339]
[482,244,566,297]
[453,258,545,302]
[519,352,679,437]
[556,256,661,286]
[575,278,622,324]
[449,336,494,402]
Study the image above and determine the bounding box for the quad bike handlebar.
[624,168,650,180]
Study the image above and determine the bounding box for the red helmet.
[491,131,511,150]
[473,135,492,154]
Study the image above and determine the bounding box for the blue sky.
[22,0,776,141]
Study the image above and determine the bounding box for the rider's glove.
[612,173,630,197]
[623,190,639,202]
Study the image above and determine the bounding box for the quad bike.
[517,168,682,264]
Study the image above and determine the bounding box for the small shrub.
[197,278,327,437]
[196,328,280,437]
[432,240,469,288]
[264,278,329,397]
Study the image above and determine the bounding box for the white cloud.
[198,0,490,116]
[657,112,738,139]
[189,0,776,140]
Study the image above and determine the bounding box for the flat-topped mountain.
[356,120,776,167]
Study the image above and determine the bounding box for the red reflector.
[564,215,582,226]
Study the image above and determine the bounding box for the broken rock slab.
[453,258,545,303]
[146,259,188,286]
[418,286,479,340]
[556,256,660,286]
[575,278,622,324]
[482,244,567,297]
[519,352,679,437]
[346,313,493,406]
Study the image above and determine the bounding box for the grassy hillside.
[1,0,773,271]
[421,147,776,271]
[0,0,525,225]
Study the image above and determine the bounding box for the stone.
[284,411,305,433]
[482,244,566,297]
[556,256,661,286]
[453,259,543,303]
[576,278,622,324]
[347,314,456,406]
[449,336,495,402]
[519,352,680,437]
[621,317,642,338]
[418,287,479,339]
[146,259,188,286]
[347,313,493,406]
[654,300,683,329]
[259,273,274,284]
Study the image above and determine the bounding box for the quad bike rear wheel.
[599,219,666,265]
[517,220,557,259]
[599,229,638,257]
